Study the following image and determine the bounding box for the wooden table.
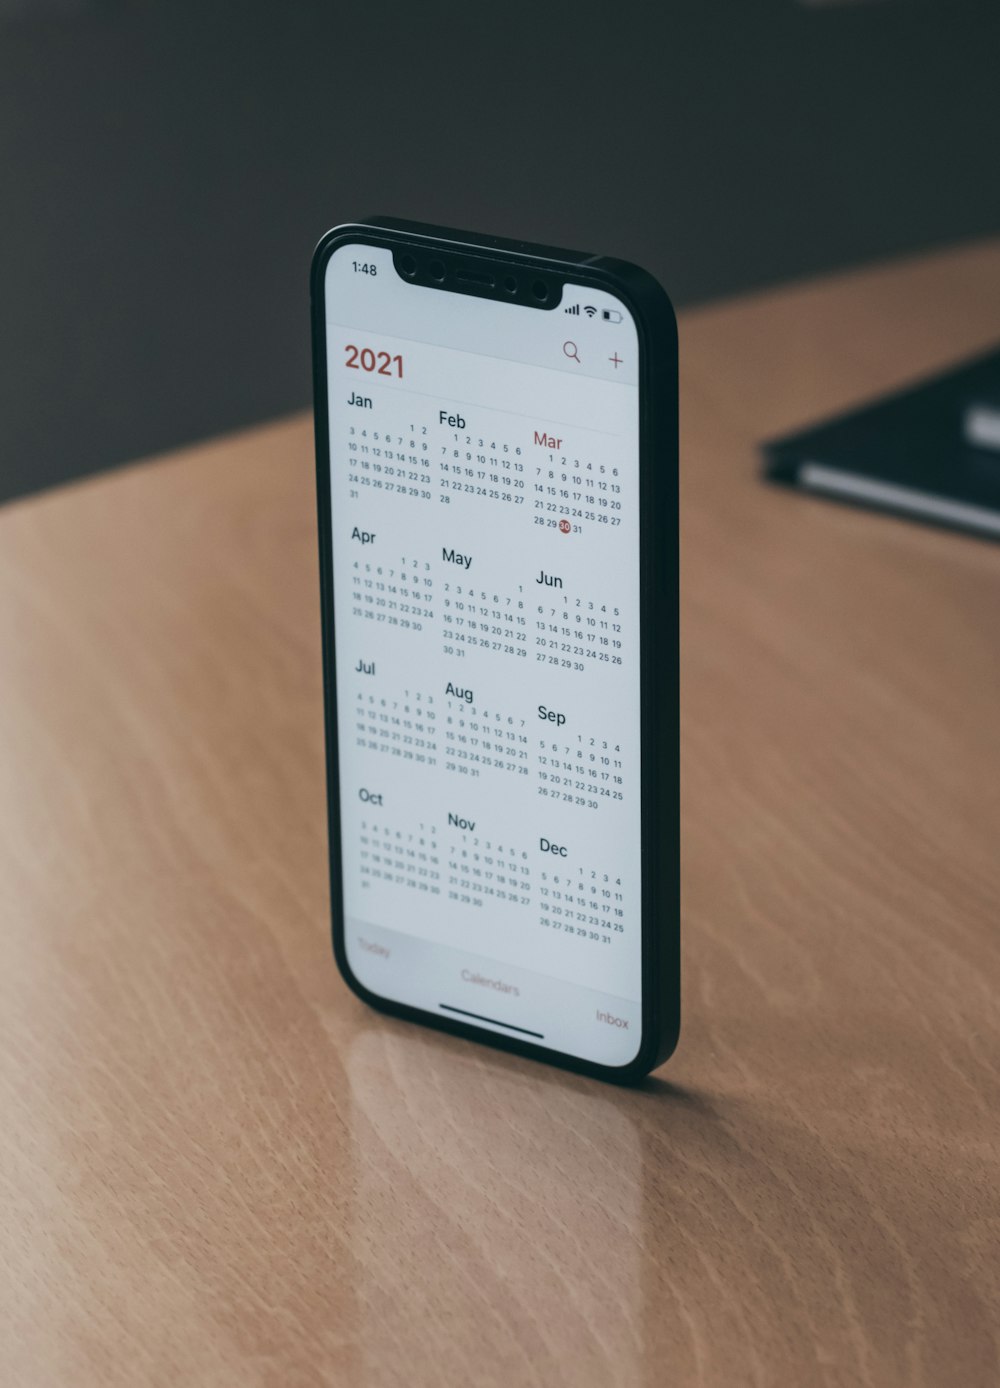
[3,241,1000,1388]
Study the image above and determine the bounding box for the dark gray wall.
[1,0,998,503]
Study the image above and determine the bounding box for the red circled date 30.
[344,344,403,378]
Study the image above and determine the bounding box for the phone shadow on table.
[341,1018,735,1385]
[342,1014,956,1384]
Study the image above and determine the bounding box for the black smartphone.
[311,217,678,1083]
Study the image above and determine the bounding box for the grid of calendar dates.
[439,831,629,950]
[352,673,628,811]
[352,815,630,947]
[532,449,625,534]
[330,350,641,967]
[343,420,632,541]
[350,557,434,631]
[354,686,437,765]
[538,866,626,941]
[442,695,529,780]
[447,831,532,910]
[441,582,528,661]
[357,818,441,896]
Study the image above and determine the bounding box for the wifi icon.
[583,305,598,317]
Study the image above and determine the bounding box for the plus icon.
[609,352,623,368]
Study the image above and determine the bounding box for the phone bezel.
[311,218,679,1084]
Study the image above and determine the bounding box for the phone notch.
[391,247,562,310]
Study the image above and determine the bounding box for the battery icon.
[602,308,623,323]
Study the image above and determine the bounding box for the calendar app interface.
[324,244,642,1066]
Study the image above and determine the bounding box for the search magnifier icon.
[563,340,581,363]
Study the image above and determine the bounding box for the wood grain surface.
[3,240,1000,1388]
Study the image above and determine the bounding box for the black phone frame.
[311,217,679,1084]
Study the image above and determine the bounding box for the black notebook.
[763,345,1000,541]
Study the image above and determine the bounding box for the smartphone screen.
[321,241,643,1068]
